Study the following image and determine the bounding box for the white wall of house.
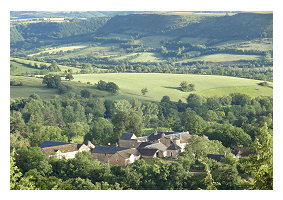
[62,151,78,159]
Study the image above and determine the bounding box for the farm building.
[40,140,92,159]
[92,145,140,166]
[40,130,193,166]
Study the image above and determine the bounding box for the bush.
[10,80,23,86]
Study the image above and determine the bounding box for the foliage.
[241,123,273,190]
[96,80,119,94]
[184,135,228,159]
[141,87,148,95]
[180,81,195,92]
[42,74,62,88]
[65,73,74,81]
[80,89,91,98]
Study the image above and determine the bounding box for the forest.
[10,91,273,190]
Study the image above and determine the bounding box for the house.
[40,141,91,159]
[119,133,148,148]
[233,147,251,158]
[147,131,191,151]
[167,142,182,158]
[144,142,168,157]
[138,148,159,159]
[108,148,141,166]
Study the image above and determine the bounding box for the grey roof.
[145,142,167,151]
[120,133,137,140]
[147,131,190,142]
[167,142,182,150]
[139,148,158,157]
[137,142,152,149]
[148,131,175,141]
[92,146,130,154]
[40,141,71,148]
[207,154,225,162]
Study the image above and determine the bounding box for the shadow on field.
[162,86,180,91]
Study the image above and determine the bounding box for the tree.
[42,74,61,88]
[15,147,52,175]
[187,94,203,108]
[206,123,252,148]
[106,82,119,94]
[184,135,228,159]
[80,89,91,98]
[141,87,148,96]
[230,93,251,106]
[241,123,273,190]
[182,109,207,135]
[180,81,195,92]
[84,117,113,145]
[65,73,74,81]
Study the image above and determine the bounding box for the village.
[40,130,249,166]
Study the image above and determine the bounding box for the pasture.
[72,73,272,102]
[179,53,261,63]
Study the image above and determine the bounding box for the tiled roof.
[41,143,79,155]
[139,148,158,157]
[147,131,190,142]
[145,142,167,151]
[117,148,140,158]
[167,142,182,150]
[137,142,152,149]
[92,146,129,154]
[40,141,71,148]
[120,133,137,140]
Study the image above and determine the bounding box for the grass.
[179,53,261,63]
[212,38,273,52]
[28,45,88,56]
[10,61,42,75]
[10,76,59,100]
[10,57,81,74]
[129,52,165,63]
[72,73,272,102]
[10,73,273,101]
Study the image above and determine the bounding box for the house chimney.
[107,143,111,146]
[154,131,158,135]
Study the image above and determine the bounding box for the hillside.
[10,73,273,102]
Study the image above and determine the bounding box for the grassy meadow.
[72,73,272,102]
[10,73,272,102]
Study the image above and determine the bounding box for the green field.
[71,73,272,102]
[28,45,88,57]
[10,57,81,74]
[10,73,272,102]
[10,61,42,75]
[10,76,111,100]
[180,53,261,63]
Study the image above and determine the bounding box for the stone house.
[166,142,182,158]
[91,145,140,166]
[144,142,168,157]
[233,147,251,158]
[108,148,140,166]
[40,141,91,159]
[138,148,159,159]
[119,133,147,148]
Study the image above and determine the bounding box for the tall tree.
[241,123,273,190]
